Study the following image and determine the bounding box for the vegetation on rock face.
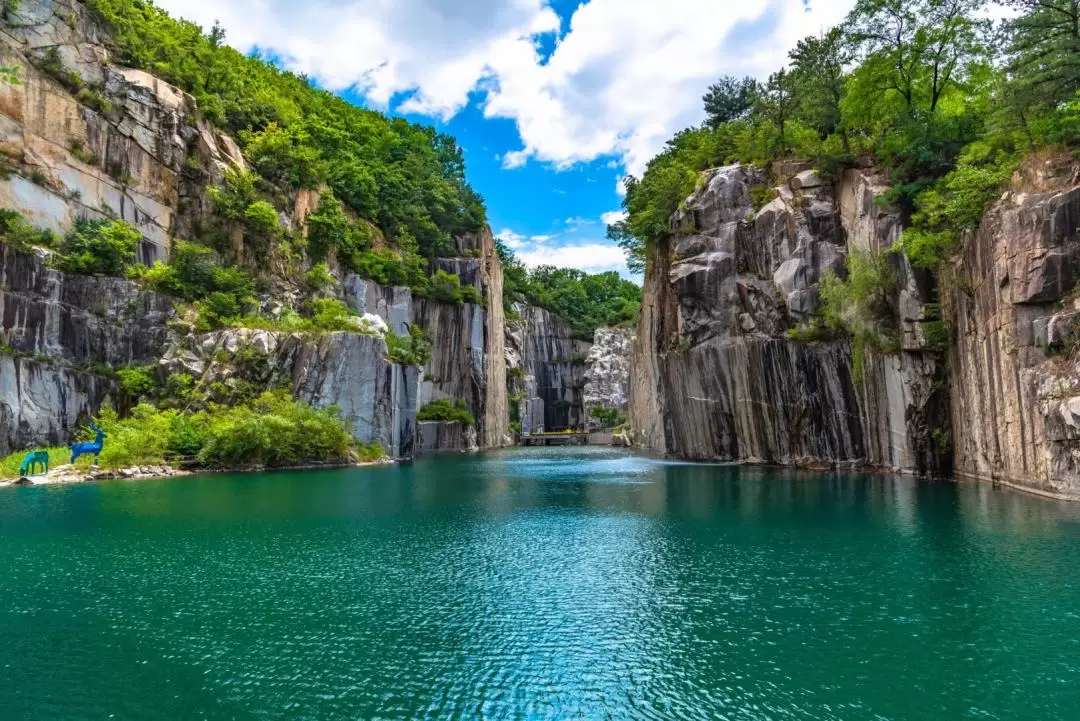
[615,0,1080,371]
[86,0,486,261]
[417,398,476,427]
[93,392,363,469]
[0,212,142,277]
[496,240,642,340]
[614,0,1078,276]
[0,391,381,480]
[589,405,623,429]
[0,208,58,252]
[385,324,433,366]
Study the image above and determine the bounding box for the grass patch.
[0,447,73,480]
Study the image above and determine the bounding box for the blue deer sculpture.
[70,422,106,465]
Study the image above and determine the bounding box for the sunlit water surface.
[1,447,1078,720]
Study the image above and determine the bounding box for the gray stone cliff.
[630,164,948,474]
[945,155,1080,499]
[0,0,510,459]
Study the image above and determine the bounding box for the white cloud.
[153,0,559,120]
[484,0,856,175]
[600,210,626,227]
[518,242,630,276]
[565,216,595,226]
[497,228,529,249]
[156,0,855,175]
[497,227,632,276]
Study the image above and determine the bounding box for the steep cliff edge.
[630,165,948,474]
[945,156,1080,499]
[506,304,590,433]
[0,0,510,460]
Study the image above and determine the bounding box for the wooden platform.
[521,431,616,446]
[522,432,589,446]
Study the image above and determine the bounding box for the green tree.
[844,0,990,117]
[789,27,851,146]
[703,75,757,129]
[1000,0,1080,140]
[755,69,798,155]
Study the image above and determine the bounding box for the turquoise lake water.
[0,447,1078,720]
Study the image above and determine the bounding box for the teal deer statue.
[19,450,49,478]
[70,422,106,464]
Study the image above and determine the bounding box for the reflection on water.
[0,447,1078,720]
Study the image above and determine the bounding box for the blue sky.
[156,0,856,277]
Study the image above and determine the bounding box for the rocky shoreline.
[0,459,396,489]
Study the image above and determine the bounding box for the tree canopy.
[496,240,641,341]
[86,0,486,261]
[610,0,1075,276]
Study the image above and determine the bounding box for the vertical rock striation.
[945,155,1080,499]
[630,164,948,474]
[583,327,632,424]
[0,243,173,455]
[513,305,591,432]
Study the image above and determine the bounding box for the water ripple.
[0,448,1078,719]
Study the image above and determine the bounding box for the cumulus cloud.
[154,0,559,120]
[155,0,854,174]
[601,210,626,227]
[485,0,855,174]
[517,242,631,276]
[496,228,631,276]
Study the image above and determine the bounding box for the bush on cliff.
[385,324,433,366]
[417,398,476,427]
[53,218,140,276]
[0,208,58,252]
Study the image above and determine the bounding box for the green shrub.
[54,218,140,276]
[386,323,432,366]
[589,405,621,428]
[240,122,324,190]
[305,191,370,261]
[86,392,360,469]
[196,391,355,468]
[117,365,155,405]
[350,248,411,287]
[896,142,1019,270]
[310,298,360,332]
[305,262,335,292]
[417,398,476,427]
[133,242,256,328]
[355,441,386,463]
[0,208,59,252]
[195,291,245,330]
[67,138,100,165]
[429,269,463,304]
[244,200,280,239]
[461,284,484,306]
[819,250,900,384]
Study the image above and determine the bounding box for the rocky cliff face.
[945,155,1080,499]
[583,327,632,424]
[0,243,173,455]
[0,0,245,263]
[507,305,590,432]
[0,0,510,459]
[631,164,948,474]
